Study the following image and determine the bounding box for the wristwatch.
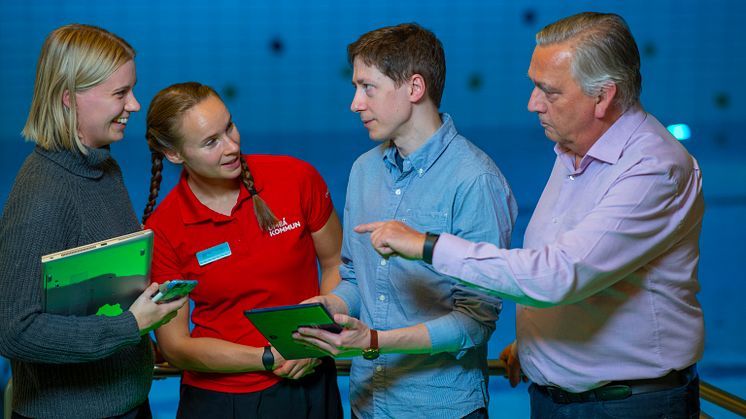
[362,329,380,360]
[422,232,440,264]
[262,345,274,371]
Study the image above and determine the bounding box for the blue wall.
[2,1,745,417]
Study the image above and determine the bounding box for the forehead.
[179,95,229,138]
[352,56,390,83]
[99,59,137,89]
[528,43,574,82]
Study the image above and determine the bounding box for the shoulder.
[145,184,185,230]
[622,114,696,183]
[245,154,319,177]
[350,143,387,172]
[5,151,77,211]
[442,135,510,184]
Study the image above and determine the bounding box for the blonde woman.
[0,24,184,419]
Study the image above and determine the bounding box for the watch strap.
[422,232,440,264]
[262,345,274,371]
[369,329,378,350]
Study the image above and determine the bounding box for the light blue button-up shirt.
[334,114,517,418]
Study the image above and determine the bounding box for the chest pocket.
[401,209,449,234]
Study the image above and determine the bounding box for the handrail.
[700,379,746,417]
[153,360,746,417]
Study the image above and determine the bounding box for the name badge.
[196,242,231,266]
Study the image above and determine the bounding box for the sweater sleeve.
[0,173,141,364]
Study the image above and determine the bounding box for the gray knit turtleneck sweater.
[0,145,153,418]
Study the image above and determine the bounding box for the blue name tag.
[196,242,232,266]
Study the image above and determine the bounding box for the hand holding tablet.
[244,303,342,359]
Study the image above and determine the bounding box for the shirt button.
[552,217,558,224]
[380,259,387,266]
[378,294,386,301]
[376,366,383,372]
[395,189,401,195]
[568,175,575,181]
[418,169,424,176]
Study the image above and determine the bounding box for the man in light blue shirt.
[296,23,517,418]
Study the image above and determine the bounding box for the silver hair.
[536,12,642,112]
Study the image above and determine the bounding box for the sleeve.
[0,180,141,364]
[433,157,703,306]
[424,172,518,356]
[297,159,335,233]
[331,186,361,318]
[145,216,185,284]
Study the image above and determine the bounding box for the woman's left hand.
[272,357,321,380]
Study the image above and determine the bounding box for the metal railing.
[155,359,746,417]
[4,361,745,419]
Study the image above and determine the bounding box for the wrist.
[422,232,440,264]
[262,345,274,371]
[362,329,380,360]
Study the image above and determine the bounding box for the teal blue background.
[1,1,744,417]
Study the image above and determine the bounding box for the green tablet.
[41,229,153,316]
[244,302,342,360]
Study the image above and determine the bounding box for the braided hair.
[142,82,277,231]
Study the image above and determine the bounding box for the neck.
[571,105,627,168]
[392,107,442,157]
[186,172,241,215]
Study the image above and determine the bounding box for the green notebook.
[41,229,153,316]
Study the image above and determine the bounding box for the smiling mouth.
[113,117,128,125]
[222,158,240,168]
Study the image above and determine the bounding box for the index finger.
[354,222,384,233]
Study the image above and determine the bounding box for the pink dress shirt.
[434,108,704,392]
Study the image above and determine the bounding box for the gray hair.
[536,12,641,111]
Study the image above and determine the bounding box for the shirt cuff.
[332,280,361,318]
[424,314,464,358]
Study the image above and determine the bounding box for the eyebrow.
[352,78,371,87]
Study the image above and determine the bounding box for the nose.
[224,132,240,153]
[527,87,545,113]
[126,91,141,113]
[350,89,365,113]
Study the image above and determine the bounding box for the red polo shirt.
[145,154,334,393]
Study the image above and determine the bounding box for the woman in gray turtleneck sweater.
[0,24,184,419]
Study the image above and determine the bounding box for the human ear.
[62,90,71,109]
[163,148,184,165]
[409,74,427,103]
[594,83,617,118]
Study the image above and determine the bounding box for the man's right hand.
[129,283,187,336]
[354,221,426,259]
[499,341,528,387]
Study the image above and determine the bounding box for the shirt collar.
[555,107,648,171]
[177,169,254,225]
[382,113,457,176]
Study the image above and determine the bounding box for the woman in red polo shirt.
[141,82,343,419]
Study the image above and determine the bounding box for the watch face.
[362,348,380,360]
